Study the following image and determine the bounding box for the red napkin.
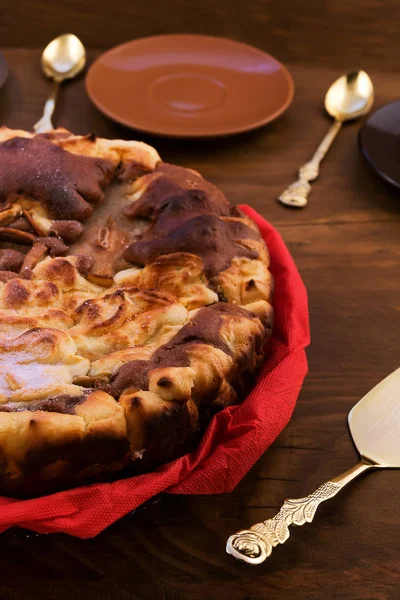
[0,206,310,537]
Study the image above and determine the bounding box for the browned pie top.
[0,135,115,220]
[109,302,264,397]
[0,127,274,496]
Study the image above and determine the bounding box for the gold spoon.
[34,33,86,133]
[278,70,374,208]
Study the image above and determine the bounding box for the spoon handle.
[33,80,60,134]
[278,119,342,208]
[226,459,377,565]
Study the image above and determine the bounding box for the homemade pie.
[0,127,274,497]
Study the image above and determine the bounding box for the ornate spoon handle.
[226,459,377,565]
[278,119,342,208]
[34,80,60,133]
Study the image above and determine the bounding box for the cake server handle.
[226,459,377,565]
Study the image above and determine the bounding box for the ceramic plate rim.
[359,99,400,190]
[0,51,8,90]
[85,34,295,138]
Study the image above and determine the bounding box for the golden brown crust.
[0,390,128,497]
[0,127,274,498]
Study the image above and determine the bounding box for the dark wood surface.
[0,1,400,598]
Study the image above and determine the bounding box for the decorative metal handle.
[34,81,60,133]
[278,119,342,208]
[226,459,377,565]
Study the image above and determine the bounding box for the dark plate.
[0,51,8,89]
[359,99,400,190]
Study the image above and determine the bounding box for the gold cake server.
[227,367,400,564]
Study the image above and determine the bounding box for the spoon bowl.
[34,34,86,133]
[41,33,86,82]
[325,70,374,122]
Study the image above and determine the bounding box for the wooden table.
[0,2,400,598]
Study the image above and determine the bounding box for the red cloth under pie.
[0,206,310,537]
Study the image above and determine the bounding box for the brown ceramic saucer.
[85,34,294,137]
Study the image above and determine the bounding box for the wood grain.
[1,0,400,73]
[0,3,400,597]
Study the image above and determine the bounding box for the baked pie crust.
[0,127,274,497]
